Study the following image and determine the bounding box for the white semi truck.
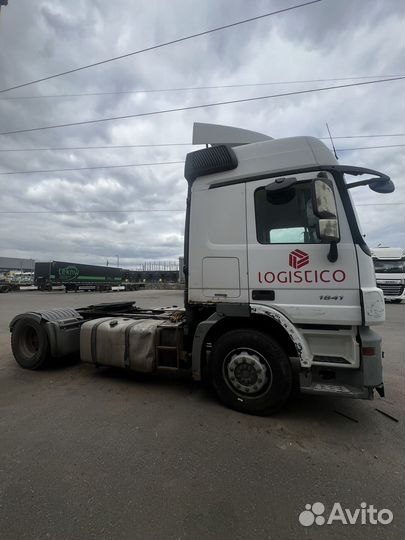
[9,123,394,415]
[372,247,405,303]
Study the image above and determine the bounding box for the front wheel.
[211,329,292,416]
[11,319,50,370]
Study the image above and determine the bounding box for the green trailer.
[34,261,123,292]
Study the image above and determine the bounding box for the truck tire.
[211,329,292,415]
[11,319,50,370]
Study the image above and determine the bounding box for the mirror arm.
[347,177,381,189]
[330,165,390,182]
[327,241,338,263]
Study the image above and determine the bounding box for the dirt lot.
[0,290,403,540]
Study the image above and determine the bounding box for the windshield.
[373,258,405,273]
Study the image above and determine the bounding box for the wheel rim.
[21,325,40,357]
[223,347,272,398]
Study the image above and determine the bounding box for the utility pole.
[116,255,119,268]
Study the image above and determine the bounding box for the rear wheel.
[11,319,50,370]
[211,329,292,415]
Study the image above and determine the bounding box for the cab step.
[300,376,372,399]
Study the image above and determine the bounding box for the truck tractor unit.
[9,123,394,415]
[0,271,35,293]
[0,279,20,293]
[372,247,405,303]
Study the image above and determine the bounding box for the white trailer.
[9,123,395,415]
[372,247,405,303]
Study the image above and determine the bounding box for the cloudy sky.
[0,0,404,268]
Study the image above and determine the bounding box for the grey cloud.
[0,0,404,266]
[278,0,405,49]
[40,4,90,41]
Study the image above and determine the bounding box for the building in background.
[0,256,35,272]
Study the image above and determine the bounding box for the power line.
[0,1,321,95]
[0,160,183,176]
[0,202,403,215]
[0,209,185,214]
[1,76,403,136]
[0,143,194,152]
[0,137,404,153]
[1,74,402,100]
[324,133,405,140]
[337,144,405,151]
[0,144,403,176]
[355,203,405,206]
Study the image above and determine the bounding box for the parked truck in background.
[372,247,405,303]
[0,278,21,293]
[0,271,35,293]
[34,261,144,292]
[9,123,394,415]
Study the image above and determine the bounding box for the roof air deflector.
[192,122,273,147]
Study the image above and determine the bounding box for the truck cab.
[372,247,405,303]
[184,123,393,412]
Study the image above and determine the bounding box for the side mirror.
[317,218,339,243]
[312,178,340,262]
[312,178,337,219]
[369,179,395,194]
[311,179,340,242]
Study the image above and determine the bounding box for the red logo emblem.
[289,249,309,269]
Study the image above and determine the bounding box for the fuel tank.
[80,317,162,372]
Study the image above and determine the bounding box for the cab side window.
[254,181,321,244]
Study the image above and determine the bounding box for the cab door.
[245,172,361,326]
